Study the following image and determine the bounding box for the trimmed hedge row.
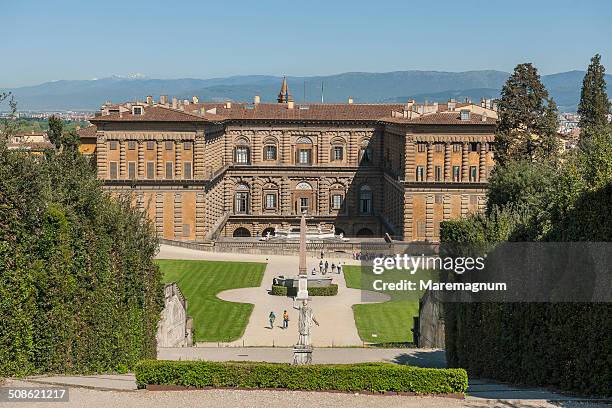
[135,360,468,394]
[271,284,338,297]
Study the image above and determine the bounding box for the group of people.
[312,259,342,275]
[268,310,290,329]
[353,252,386,261]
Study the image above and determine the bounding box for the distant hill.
[2,70,609,112]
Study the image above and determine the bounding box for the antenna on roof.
[321,82,324,104]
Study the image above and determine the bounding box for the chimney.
[172,97,178,109]
[160,95,168,105]
[348,97,353,104]
[192,96,199,104]
[146,95,153,105]
[254,95,260,104]
[183,99,190,106]
[287,101,295,109]
[225,101,232,109]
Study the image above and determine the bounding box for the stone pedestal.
[292,344,313,365]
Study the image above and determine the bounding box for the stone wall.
[156,283,193,348]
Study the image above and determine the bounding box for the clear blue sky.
[2,0,611,87]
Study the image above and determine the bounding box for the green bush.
[135,360,468,394]
[271,284,338,297]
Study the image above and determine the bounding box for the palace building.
[80,78,497,242]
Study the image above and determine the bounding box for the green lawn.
[344,265,420,344]
[157,259,265,342]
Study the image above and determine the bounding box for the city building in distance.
[80,78,497,242]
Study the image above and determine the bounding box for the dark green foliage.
[134,360,468,394]
[0,130,163,377]
[495,63,560,166]
[442,123,612,396]
[578,54,611,133]
[270,284,338,297]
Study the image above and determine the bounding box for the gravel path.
[4,379,609,408]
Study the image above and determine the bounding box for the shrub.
[271,284,338,297]
[135,360,468,394]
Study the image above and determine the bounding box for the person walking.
[319,260,323,274]
[337,263,342,274]
[269,311,276,329]
[331,263,336,273]
[324,260,329,274]
[282,310,290,329]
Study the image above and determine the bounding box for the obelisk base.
[292,344,313,365]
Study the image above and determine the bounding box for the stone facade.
[157,283,193,348]
[84,87,497,242]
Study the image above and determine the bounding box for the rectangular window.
[165,141,173,150]
[165,162,173,179]
[417,143,426,153]
[235,192,248,213]
[146,162,155,179]
[417,221,426,237]
[182,224,191,237]
[235,147,249,164]
[109,162,118,179]
[453,143,461,152]
[469,166,478,182]
[331,194,343,210]
[264,145,277,160]
[183,141,193,150]
[453,165,460,182]
[333,146,343,161]
[265,193,277,209]
[298,149,312,164]
[183,162,192,179]
[128,141,136,150]
[147,141,155,150]
[128,161,136,179]
[435,143,443,152]
[300,197,309,213]
[435,194,443,204]
[416,165,425,181]
[470,142,480,152]
[109,141,118,150]
[434,165,442,181]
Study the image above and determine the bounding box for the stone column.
[156,140,164,178]
[96,135,107,179]
[119,140,126,178]
[425,194,434,241]
[461,142,469,182]
[403,191,413,240]
[426,142,433,181]
[479,142,487,182]
[404,138,416,181]
[195,192,206,241]
[444,142,451,182]
[137,141,144,178]
[174,193,182,239]
[194,133,205,179]
[175,141,182,179]
[155,193,164,235]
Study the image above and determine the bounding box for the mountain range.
[2,70,609,112]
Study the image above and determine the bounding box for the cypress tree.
[578,54,611,132]
[495,63,560,166]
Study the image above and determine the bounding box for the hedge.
[135,360,468,394]
[271,284,338,297]
[0,137,163,377]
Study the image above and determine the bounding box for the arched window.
[356,227,374,237]
[295,181,312,190]
[233,227,251,237]
[359,185,373,214]
[330,137,346,162]
[295,136,313,165]
[234,137,250,164]
[261,227,275,237]
[263,137,278,161]
[235,183,249,214]
[359,139,372,164]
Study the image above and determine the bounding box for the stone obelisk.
[293,212,316,364]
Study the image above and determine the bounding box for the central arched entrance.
[233,227,251,237]
[293,181,314,214]
[261,227,276,237]
[356,227,374,237]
